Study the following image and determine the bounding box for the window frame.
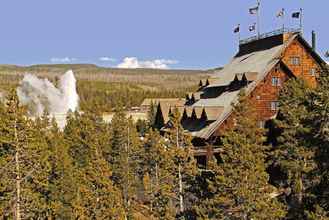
[270,101,279,111]
[258,120,266,129]
[271,77,281,86]
[290,56,301,66]
[309,68,316,76]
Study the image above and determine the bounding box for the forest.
[0,65,213,112]
[0,66,329,219]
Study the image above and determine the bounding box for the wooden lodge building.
[144,28,328,167]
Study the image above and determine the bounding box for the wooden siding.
[282,38,320,87]
[213,37,322,138]
[249,65,290,119]
[213,63,291,137]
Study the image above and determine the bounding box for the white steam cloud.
[117,57,178,69]
[17,70,79,128]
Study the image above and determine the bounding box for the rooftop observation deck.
[239,27,302,45]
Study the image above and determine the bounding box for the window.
[290,57,301,65]
[310,68,316,76]
[271,101,279,111]
[258,120,266,129]
[272,77,281,86]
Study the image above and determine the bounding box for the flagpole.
[300,8,303,35]
[238,30,241,50]
[238,25,241,43]
[282,8,285,32]
[257,0,260,39]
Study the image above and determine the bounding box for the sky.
[0,0,328,69]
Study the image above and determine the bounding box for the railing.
[239,27,301,45]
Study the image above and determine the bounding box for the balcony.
[239,27,301,45]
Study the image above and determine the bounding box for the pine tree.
[195,93,286,219]
[270,79,319,219]
[0,90,52,219]
[141,129,177,219]
[108,108,144,219]
[147,101,156,129]
[64,111,125,219]
[165,107,197,218]
[306,68,329,217]
[47,117,77,218]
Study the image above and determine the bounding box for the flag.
[276,8,284,18]
[234,24,240,33]
[249,23,256,32]
[249,6,259,15]
[292,12,300,18]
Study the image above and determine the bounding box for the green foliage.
[270,69,329,219]
[107,108,144,218]
[0,65,212,113]
[47,119,77,218]
[147,101,157,128]
[192,93,286,220]
[0,91,52,218]
[270,79,317,219]
[3,65,329,219]
[142,129,177,219]
[64,112,125,219]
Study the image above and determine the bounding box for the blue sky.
[0,0,328,69]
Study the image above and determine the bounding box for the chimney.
[312,30,316,51]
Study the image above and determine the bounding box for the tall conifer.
[64,111,125,219]
[194,93,286,219]
[0,91,52,219]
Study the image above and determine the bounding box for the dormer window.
[272,77,281,86]
[271,101,279,111]
[310,68,316,76]
[290,56,301,66]
[258,120,265,129]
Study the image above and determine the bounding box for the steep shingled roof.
[151,30,326,140]
[189,32,300,139]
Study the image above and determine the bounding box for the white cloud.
[50,57,78,63]
[99,57,116,62]
[117,57,178,69]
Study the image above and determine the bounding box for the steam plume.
[17,70,79,128]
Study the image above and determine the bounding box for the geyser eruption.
[17,70,79,128]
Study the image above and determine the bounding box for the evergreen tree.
[147,101,156,129]
[108,109,142,218]
[107,108,143,219]
[165,107,197,218]
[306,69,329,218]
[194,93,286,219]
[47,118,77,219]
[141,129,177,219]
[0,90,52,219]
[270,79,317,219]
[64,111,125,219]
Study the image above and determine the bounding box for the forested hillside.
[0,64,215,112]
